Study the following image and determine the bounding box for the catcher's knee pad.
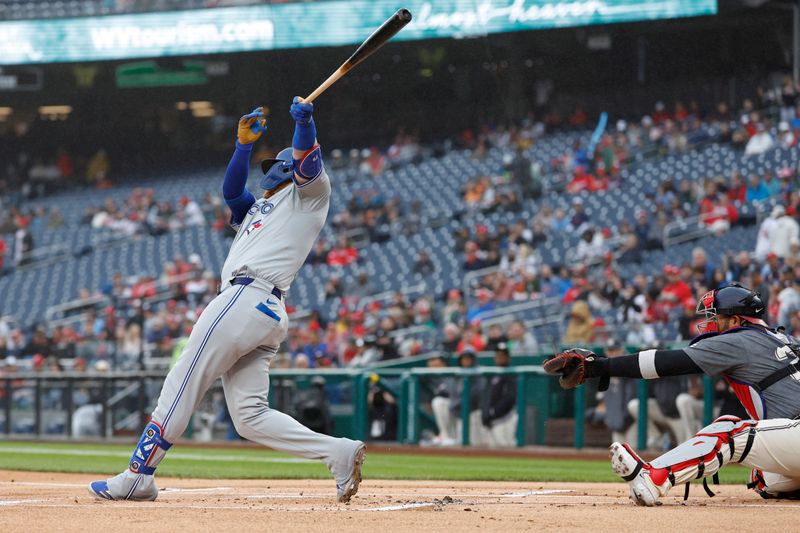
[129,421,173,475]
[650,415,756,491]
[749,469,800,499]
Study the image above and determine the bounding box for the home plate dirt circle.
[1,470,799,532]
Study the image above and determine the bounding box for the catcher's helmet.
[696,283,767,332]
[259,147,294,190]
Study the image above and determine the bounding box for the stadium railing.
[1,358,715,451]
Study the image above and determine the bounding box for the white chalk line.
[361,502,438,511]
[0,482,233,493]
[0,481,86,488]
[500,489,573,497]
[0,447,314,464]
[1,496,799,511]
[243,489,574,500]
[0,499,46,506]
[160,487,233,493]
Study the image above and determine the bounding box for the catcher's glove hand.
[543,348,610,391]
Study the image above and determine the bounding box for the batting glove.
[237,106,268,145]
[290,97,314,125]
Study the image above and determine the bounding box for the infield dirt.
[1,469,798,532]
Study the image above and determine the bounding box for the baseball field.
[1,441,797,532]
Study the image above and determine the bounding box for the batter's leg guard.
[88,421,173,501]
[129,421,173,474]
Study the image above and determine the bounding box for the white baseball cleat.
[335,441,366,503]
[609,442,671,506]
[88,470,159,501]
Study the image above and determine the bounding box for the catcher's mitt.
[543,348,610,391]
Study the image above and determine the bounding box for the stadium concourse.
[1,75,800,444]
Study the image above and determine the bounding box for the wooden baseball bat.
[301,8,412,104]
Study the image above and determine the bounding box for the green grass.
[0,441,751,484]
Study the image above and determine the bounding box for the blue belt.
[231,276,282,300]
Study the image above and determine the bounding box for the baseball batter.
[545,283,800,505]
[89,98,366,503]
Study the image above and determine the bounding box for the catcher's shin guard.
[129,421,173,475]
[610,442,671,506]
[648,415,757,499]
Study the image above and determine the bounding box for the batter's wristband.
[292,118,316,151]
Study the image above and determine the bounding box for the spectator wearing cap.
[586,338,637,443]
[761,252,783,285]
[659,265,692,311]
[481,344,517,448]
[768,205,800,259]
[466,289,495,322]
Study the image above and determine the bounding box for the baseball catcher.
[88,98,365,503]
[545,283,800,505]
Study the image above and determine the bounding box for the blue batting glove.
[290,97,314,125]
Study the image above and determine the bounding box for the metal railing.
[355,282,428,311]
[1,365,718,450]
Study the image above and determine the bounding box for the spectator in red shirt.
[699,181,733,234]
[568,106,588,127]
[327,237,358,267]
[567,165,601,194]
[456,320,487,353]
[727,171,747,204]
[659,265,693,310]
[651,101,671,124]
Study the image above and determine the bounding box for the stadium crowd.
[2,75,800,445]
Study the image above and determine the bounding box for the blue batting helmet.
[260,147,294,190]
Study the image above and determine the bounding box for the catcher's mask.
[696,283,767,332]
[260,147,294,191]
